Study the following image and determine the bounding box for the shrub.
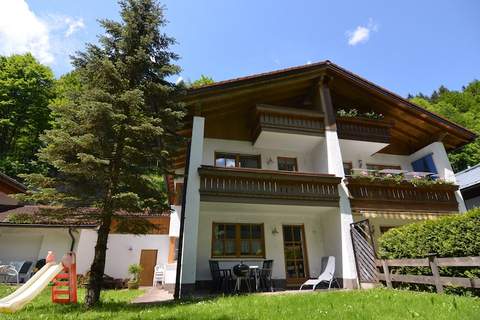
[378,208,480,295]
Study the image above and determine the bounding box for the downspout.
[174,140,192,300]
[68,227,76,251]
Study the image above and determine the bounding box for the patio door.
[282,225,309,286]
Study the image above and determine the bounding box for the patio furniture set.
[209,260,274,294]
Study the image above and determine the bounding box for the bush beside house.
[378,208,480,294]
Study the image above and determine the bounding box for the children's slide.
[0,262,64,313]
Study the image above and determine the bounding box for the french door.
[282,225,309,286]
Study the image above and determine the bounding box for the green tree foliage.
[191,74,214,87]
[409,80,480,172]
[0,54,55,178]
[20,0,185,307]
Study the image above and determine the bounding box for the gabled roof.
[455,163,480,190]
[0,172,27,194]
[184,60,477,155]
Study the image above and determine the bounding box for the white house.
[169,61,476,295]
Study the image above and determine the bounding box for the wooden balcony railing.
[345,177,459,212]
[198,166,341,206]
[336,117,392,143]
[253,104,324,141]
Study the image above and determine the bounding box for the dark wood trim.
[198,166,341,207]
[346,177,459,212]
[253,104,325,141]
[211,222,266,259]
[336,117,392,143]
[316,75,337,131]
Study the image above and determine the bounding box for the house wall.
[202,138,321,173]
[196,202,338,282]
[339,139,411,170]
[0,227,78,263]
[76,229,170,279]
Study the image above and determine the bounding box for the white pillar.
[325,130,358,287]
[180,116,205,289]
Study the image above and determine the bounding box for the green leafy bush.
[378,208,480,295]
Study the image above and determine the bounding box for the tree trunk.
[85,211,113,307]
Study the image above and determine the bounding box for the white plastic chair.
[152,264,165,287]
[299,256,338,291]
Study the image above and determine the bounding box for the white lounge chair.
[299,256,338,291]
[152,264,165,287]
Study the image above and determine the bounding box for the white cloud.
[346,19,378,46]
[0,0,85,66]
[0,0,53,63]
[306,60,312,65]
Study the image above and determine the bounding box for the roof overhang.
[183,60,477,154]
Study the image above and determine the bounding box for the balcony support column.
[313,76,358,288]
[179,116,205,294]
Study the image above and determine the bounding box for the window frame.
[343,162,353,176]
[366,163,402,171]
[214,152,261,169]
[277,156,299,172]
[211,222,266,258]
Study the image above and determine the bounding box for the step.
[53,289,70,295]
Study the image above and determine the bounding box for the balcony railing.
[198,166,341,206]
[253,104,324,141]
[336,117,392,143]
[345,177,459,212]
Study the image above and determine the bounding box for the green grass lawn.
[1,285,479,319]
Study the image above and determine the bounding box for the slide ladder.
[52,252,78,304]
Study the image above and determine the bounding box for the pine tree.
[21,0,185,307]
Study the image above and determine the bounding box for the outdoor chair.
[209,260,232,293]
[299,256,339,291]
[153,264,165,287]
[258,259,274,292]
[0,264,19,284]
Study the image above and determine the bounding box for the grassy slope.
[0,285,479,320]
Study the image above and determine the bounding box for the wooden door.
[282,225,309,286]
[139,249,158,286]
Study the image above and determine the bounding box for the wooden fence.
[376,255,480,293]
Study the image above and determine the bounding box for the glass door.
[282,225,309,286]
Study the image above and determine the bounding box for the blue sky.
[1,0,479,97]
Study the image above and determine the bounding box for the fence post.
[381,260,392,289]
[428,254,443,293]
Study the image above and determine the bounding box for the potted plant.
[127,264,143,289]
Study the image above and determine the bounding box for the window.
[215,153,261,169]
[366,164,402,171]
[212,223,265,258]
[411,154,437,174]
[278,157,298,171]
[343,162,353,176]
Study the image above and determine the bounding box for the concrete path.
[132,287,174,304]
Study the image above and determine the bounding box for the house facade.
[170,61,476,294]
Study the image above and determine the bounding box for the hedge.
[378,208,480,295]
[379,208,480,259]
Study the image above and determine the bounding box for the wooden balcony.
[253,104,324,141]
[336,117,392,143]
[198,166,341,206]
[345,177,459,212]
